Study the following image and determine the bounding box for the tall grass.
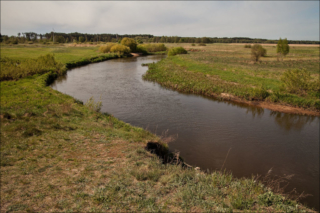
[137,43,167,53]
[0,54,65,81]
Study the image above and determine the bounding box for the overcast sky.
[1,1,319,40]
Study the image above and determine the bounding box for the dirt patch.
[130,53,143,57]
[215,93,320,116]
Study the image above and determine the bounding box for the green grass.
[0,44,315,212]
[1,44,103,64]
[144,43,320,111]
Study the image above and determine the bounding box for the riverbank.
[0,45,315,212]
[143,44,320,116]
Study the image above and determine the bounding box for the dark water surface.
[51,55,319,210]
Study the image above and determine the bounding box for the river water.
[51,55,319,210]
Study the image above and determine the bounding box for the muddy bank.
[218,93,320,116]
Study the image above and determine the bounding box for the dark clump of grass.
[0,54,65,81]
[244,44,252,48]
[168,47,187,56]
[198,43,206,46]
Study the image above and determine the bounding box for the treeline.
[0,32,319,44]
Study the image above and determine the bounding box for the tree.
[56,36,65,43]
[120,37,137,52]
[251,44,267,62]
[277,38,290,60]
[79,36,85,43]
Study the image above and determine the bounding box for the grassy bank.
[144,43,320,114]
[0,45,315,212]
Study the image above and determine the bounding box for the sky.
[1,1,319,41]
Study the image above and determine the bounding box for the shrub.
[281,69,319,95]
[251,44,267,61]
[244,44,252,48]
[136,46,148,55]
[137,43,167,53]
[99,43,116,53]
[198,43,206,46]
[11,39,18,44]
[120,37,137,52]
[191,43,195,46]
[110,44,130,55]
[168,47,187,56]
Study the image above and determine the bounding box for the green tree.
[56,36,65,43]
[120,37,137,52]
[277,38,290,60]
[79,36,85,43]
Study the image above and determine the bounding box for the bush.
[120,37,137,52]
[244,44,252,48]
[110,44,131,55]
[99,43,116,53]
[251,44,267,61]
[136,46,148,55]
[191,43,195,46]
[281,69,319,95]
[137,43,167,53]
[168,47,187,56]
[198,43,206,46]
[11,39,18,44]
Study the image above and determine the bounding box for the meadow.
[144,43,320,115]
[0,43,316,212]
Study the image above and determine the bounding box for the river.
[51,55,319,210]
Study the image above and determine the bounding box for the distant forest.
[1,32,319,44]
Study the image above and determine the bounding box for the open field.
[0,44,316,212]
[144,43,320,115]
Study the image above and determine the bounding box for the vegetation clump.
[99,42,116,53]
[281,69,319,95]
[168,47,188,56]
[85,96,102,112]
[251,44,267,62]
[198,43,206,46]
[110,44,131,55]
[137,43,167,53]
[244,44,252,48]
[120,37,137,52]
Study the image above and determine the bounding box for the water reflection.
[270,111,317,131]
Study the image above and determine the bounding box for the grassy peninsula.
[0,43,315,212]
[144,43,320,116]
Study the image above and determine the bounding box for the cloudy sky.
[1,1,319,40]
